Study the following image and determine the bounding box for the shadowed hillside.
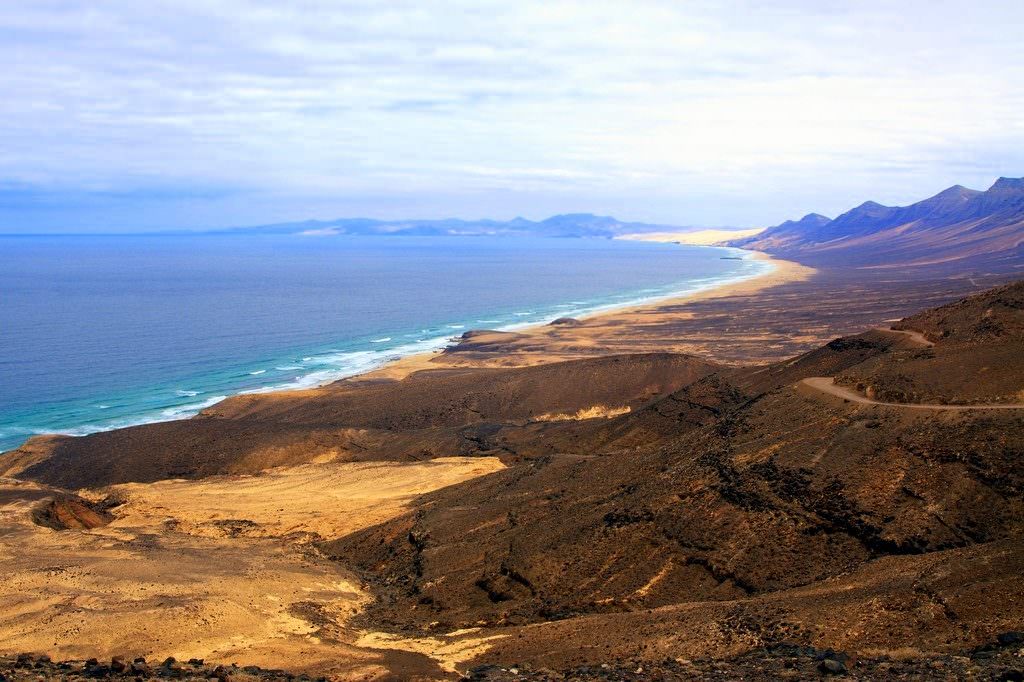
[319,282,1024,669]
[0,354,716,487]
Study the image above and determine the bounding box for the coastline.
[354,249,813,381]
[1,246,808,450]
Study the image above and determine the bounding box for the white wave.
[0,426,54,438]
[175,389,200,397]
[160,395,228,419]
[370,337,392,343]
[274,365,303,371]
[513,311,533,316]
[242,334,457,394]
[249,369,266,375]
[446,324,465,329]
[2,394,232,449]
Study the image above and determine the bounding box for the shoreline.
[355,249,813,381]
[2,246,810,450]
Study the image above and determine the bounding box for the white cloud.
[0,0,1022,229]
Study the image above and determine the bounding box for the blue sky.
[2,0,1023,232]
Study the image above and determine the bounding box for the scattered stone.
[4,646,1024,681]
[110,656,127,672]
[129,661,151,676]
[84,662,109,678]
[819,657,846,674]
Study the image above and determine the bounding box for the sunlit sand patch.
[355,629,510,674]
[532,405,631,422]
[107,457,504,540]
[0,457,504,676]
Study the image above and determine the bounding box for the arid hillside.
[1,282,1022,679]
[324,284,1024,665]
[0,353,716,487]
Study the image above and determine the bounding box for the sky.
[2,0,1023,233]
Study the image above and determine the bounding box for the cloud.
[1,0,1023,230]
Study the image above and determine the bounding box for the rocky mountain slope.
[731,177,1024,267]
[327,286,1024,648]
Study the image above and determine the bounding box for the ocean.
[0,234,770,452]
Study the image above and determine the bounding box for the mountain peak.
[800,213,831,223]
[916,184,981,208]
[989,176,1024,192]
[935,184,974,196]
[856,200,888,210]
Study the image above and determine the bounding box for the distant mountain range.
[730,177,1024,267]
[223,213,694,239]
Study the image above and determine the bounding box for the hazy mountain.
[221,213,695,239]
[731,177,1024,267]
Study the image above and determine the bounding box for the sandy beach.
[359,250,815,381]
[617,227,766,245]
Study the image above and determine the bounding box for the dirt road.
[800,377,1024,410]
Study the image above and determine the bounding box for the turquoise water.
[0,234,770,451]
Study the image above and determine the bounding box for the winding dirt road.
[875,327,934,347]
[800,377,1024,410]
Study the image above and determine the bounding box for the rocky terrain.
[5,636,1024,681]
[1,280,1023,679]
[0,653,320,681]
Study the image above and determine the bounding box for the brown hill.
[321,282,1024,666]
[731,177,1024,267]
[2,281,1023,677]
[1,353,715,488]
